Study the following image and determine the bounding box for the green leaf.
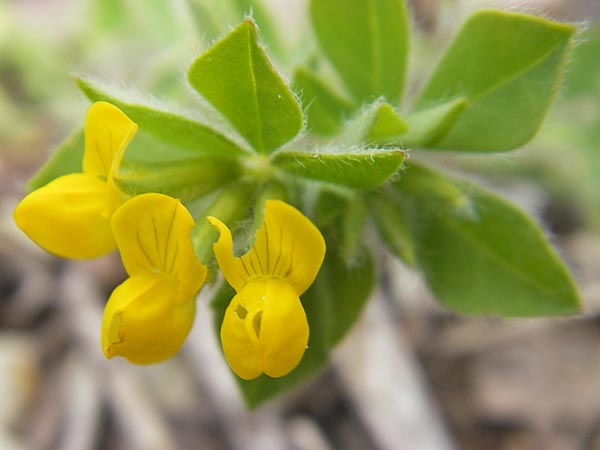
[310,186,355,228]
[366,103,408,143]
[116,130,243,204]
[186,0,232,42]
[337,196,367,266]
[400,98,467,148]
[26,128,84,192]
[224,242,375,407]
[369,190,415,267]
[90,0,129,31]
[292,66,354,136]
[415,10,575,151]
[271,148,404,188]
[395,163,581,316]
[337,101,408,145]
[187,20,303,153]
[563,25,600,99]
[76,76,248,158]
[187,0,285,60]
[310,0,409,103]
[230,0,286,61]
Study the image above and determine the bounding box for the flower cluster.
[14,102,325,378]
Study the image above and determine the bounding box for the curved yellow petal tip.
[83,101,138,178]
[101,274,196,364]
[207,215,247,292]
[13,173,115,259]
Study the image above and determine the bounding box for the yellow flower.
[13,102,137,259]
[101,193,207,364]
[208,200,326,379]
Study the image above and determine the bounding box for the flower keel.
[209,200,325,379]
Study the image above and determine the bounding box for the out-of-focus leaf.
[76,76,248,158]
[562,26,600,99]
[293,66,354,136]
[188,20,302,153]
[187,0,284,58]
[26,128,84,192]
[90,0,129,31]
[337,198,367,263]
[369,190,415,267]
[231,0,286,60]
[271,148,404,188]
[415,10,575,151]
[310,0,409,104]
[395,162,581,316]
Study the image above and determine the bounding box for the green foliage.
[117,152,242,203]
[401,98,467,148]
[310,0,409,104]
[336,101,408,145]
[77,76,248,158]
[187,20,302,154]
[292,67,354,135]
[366,103,408,143]
[369,190,415,267]
[187,0,285,60]
[394,163,581,316]
[24,0,584,407]
[414,10,575,151]
[271,149,405,188]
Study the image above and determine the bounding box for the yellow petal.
[101,272,195,364]
[111,193,207,299]
[220,284,264,380]
[220,278,309,379]
[13,173,115,259]
[209,200,325,295]
[257,278,309,378]
[206,216,249,292]
[83,102,137,178]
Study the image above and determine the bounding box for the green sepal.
[187,20,303,154]
[336,198,367,264]
[309,185,356,228]
[369,190,415,267]
[250,181,289,234]
[292,66,355,136]
[395,162,581,316]
[191,182,254,264]
[26,127,84,192]
[271,148,404,188]
[218,239,375,408]
[76,76,248,158]
[415,10,575,151]
[310,0,409,104]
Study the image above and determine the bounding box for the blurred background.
[1,0,600,449]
